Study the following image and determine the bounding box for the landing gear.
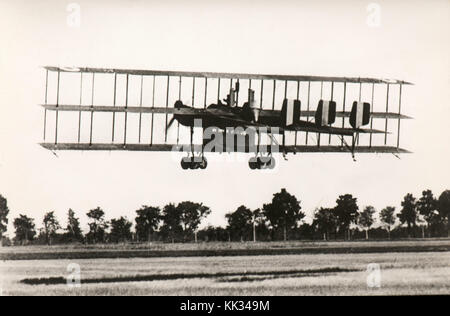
[248,155,276,170]
[180,156,207,170]
[181,125,208,170]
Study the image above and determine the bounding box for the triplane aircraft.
[40,66,412,170]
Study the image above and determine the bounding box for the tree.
[160,203,183,243]
[252,208,267,242]
[109,217,133,243]
[397,193,417,237]
[226,205,253,241]
[0,194,9,244]
[312,208,337,240]
[65,209,83,243]
[86,207,108,243]
[437,190,450,237]
[42,211,61,245]
[13,215,36,245]
[380,206,396,239]
[197,225,229,242]
[263,189,304,241]
[178,201,211,241]
[417,190,440,237]
[358,206,376,240]
[135,206,161,242]
[334,194,359,240]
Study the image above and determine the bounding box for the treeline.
[0,189,449,246]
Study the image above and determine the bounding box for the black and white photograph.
[0,0,449,301]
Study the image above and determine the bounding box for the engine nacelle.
[281,99,301,127]
[350,101,371,129]
[315,100,337,126]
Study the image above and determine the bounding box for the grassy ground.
[1,239,449,260]
[1,240,449,295]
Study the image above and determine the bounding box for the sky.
[0,0,449,236]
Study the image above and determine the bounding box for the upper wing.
[44,66,413,85]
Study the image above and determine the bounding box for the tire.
[181,159,190,170]
[268,157,276,169]
[249,157,258,170]
[200,158,207,169]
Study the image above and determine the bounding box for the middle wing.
[285,121,386,136]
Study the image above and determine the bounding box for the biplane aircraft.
[39,67,412,170]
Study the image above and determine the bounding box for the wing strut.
[43,69,48,141]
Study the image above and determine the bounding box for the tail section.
[281,99,301,127]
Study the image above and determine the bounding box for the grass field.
[1,240,449,295]
[1,239,449,260]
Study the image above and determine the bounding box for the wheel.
[268,157,276,169]
[257,156,270,169]
[200,157,207,169]
[181,158,190,170]
[249,157,258,170]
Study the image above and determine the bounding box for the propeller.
[166,116,176,133]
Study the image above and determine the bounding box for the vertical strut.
[283,80,287,147]
[328,82,334,144]
[164,75,170,143]
[384,84,390,145]
[236,78,240,105]
[306,82,311,145]
[55,70,60,145]
[204,77,207,108]
[359,82,362,102]
[396,84,403,148]
[272,79,276,110]
[341,82,347,147]
[217,78,221,103]
[112,73,117,143]
[89,73,95,145]
[295,80,300,146]
[78,72,83,143]
[369,83,375,147]
[123,74,129,145]
[260,79,264,109]
[138,75,144,143]
[356,82,362,146]
[177,76,182,144]
[318,81,323,147]
[150,75,155,145]
[43,69,48,141]
[192,77,196,107]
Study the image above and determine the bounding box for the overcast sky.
[0,0,449,235]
